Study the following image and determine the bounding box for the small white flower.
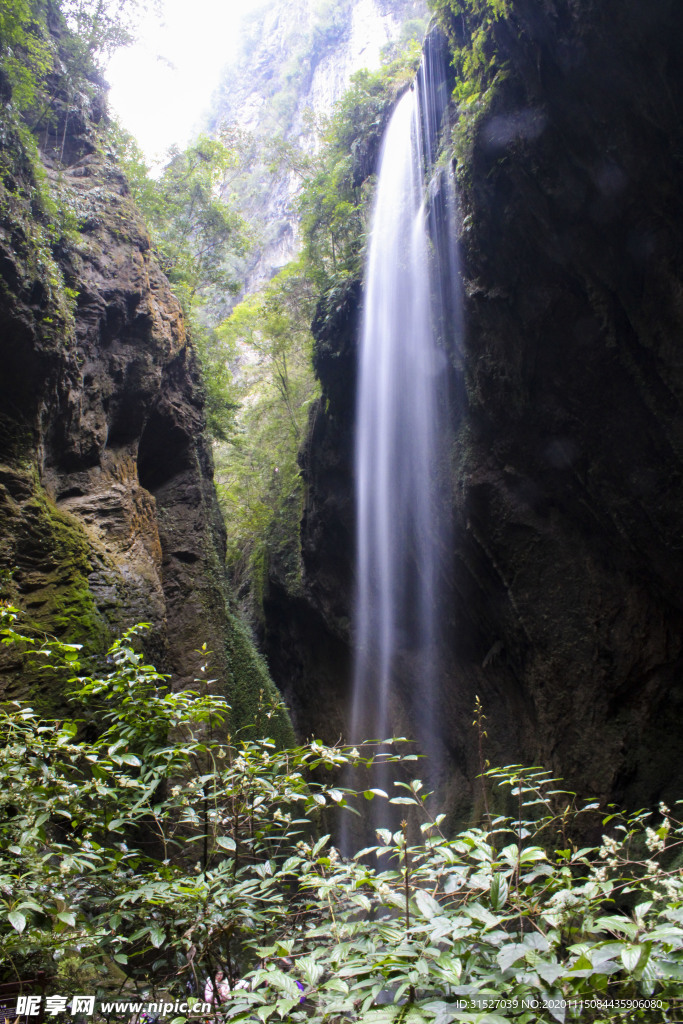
[599,834,619,858]
[645,827,665,853]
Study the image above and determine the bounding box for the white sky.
[105,0,271,164]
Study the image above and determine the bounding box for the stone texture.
[0,62,290,741]
[452,0,683,810]
[263,0,683,816]
[208,0,427,298]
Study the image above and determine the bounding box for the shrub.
[2,604,683,1021]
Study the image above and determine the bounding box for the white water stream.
[348,41,456,827]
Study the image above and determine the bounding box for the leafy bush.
[0,603,368,993]
[427,0,511,102]
[3,605,683,1021]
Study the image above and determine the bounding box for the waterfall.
[348,38,456,829]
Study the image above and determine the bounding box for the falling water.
[347,38,456,831]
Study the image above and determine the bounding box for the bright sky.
[105,0,271,165]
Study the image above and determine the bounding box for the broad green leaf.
[361,1010,400,1024]
[297,955,324,986]
[621,942,650,975]
[274,998,298,1016]
[520,847,546,864]
[120,752,142,767]
[489,872,508,911]
[414,889,442,920]
[216,835,237,851]
[312,834,330,857]
[568,953,593,973]
[536,962,564,985]
[498,943,526,971]
[8,911,26,934]
[596,915,638,939]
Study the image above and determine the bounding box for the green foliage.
[0,0,160,357]
[427,0,511,105]
[128,134,249,313]
[2,611,683,1019]
[214,261,319,600]
[105,118,159,213]
[1,0,156,118]
[0,605,381,991]
[299,43,422,293]
[0,0,52,112]
[108,126,251,439]
[58,0,159,63]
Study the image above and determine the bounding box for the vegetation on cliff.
[209,40,424,614]
[298,42,422,294]
[0,0,294,739]
[109,125,250,441]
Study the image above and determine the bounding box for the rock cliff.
[452,0,683,810]
[0,40,290,740]
[264,0,683,813]
[208,0,426,299]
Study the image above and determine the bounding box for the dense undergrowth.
[2,606,683,1022]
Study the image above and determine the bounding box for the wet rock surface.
[264,0,683,815]
[0,81,274,724]
[453,0,683,809]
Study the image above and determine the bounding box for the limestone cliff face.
[0,58,289,738]
[265,0,683,812]
[208,0,426,298]
[451,0,683,809]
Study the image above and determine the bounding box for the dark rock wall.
[263,284,359,740]
[454,0,683,808]
[264,0,683,812]
[0,66,291,740]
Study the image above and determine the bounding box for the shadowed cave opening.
[137,408,193,493]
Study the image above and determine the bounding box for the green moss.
[226,610,295,748]
[0,112,77,342]
[3,473,107,649]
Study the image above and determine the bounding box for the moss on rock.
[226,609,295,747]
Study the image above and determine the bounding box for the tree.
[143,135,249,313]
[111,128,251,440]
[213,262,319,596]
[59,0,159,61]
